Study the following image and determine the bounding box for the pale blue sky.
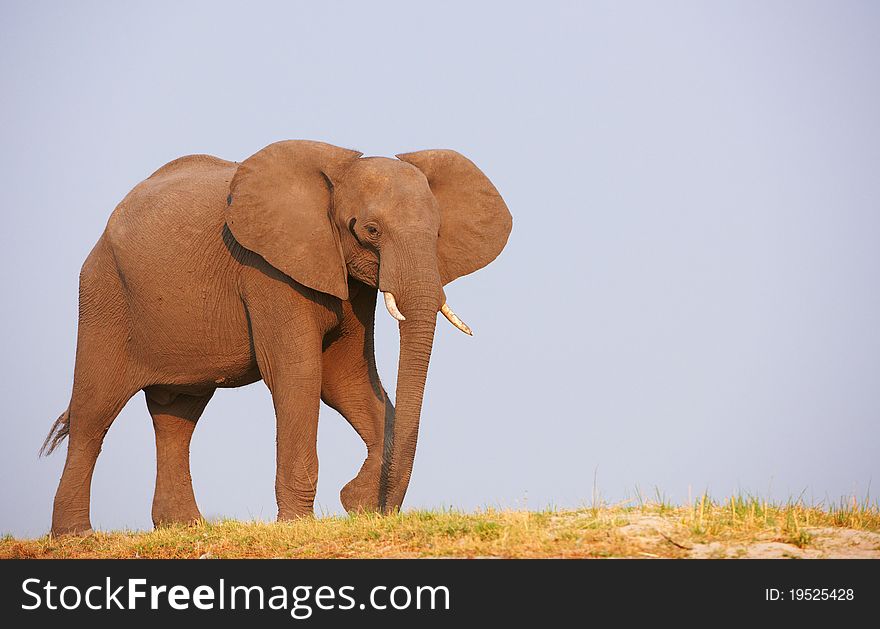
[1,1,878,536]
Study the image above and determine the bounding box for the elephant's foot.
[340,471,381,514]
[152,507,203,529]
[277,508,315,522]
[276,493,316,521]
[51,521,94,537]
[152,489,203,528]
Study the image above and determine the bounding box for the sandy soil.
[619,515,880,559]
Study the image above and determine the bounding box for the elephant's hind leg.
[51,241,144,536]
[146,388,214,528]
[51,326,141,536]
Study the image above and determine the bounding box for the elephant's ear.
[396,150,512,285]
[226,140,362,300]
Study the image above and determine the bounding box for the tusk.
[440,303,473,336]
[383,292,406,322]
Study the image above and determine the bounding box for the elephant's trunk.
[381,309,437,511]
[378,237,443,510]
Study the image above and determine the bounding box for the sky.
[1,1,878,537]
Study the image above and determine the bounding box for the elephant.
[41,140,511,536]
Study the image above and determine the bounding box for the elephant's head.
[225,140,512,511]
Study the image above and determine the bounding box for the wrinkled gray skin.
[43,140,512,536]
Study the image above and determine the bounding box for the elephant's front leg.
[271,375,322,519]
[321,284,393,512]
[247,297,326,520]
[322,353,392,513]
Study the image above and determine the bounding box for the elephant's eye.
[364,224,380,238]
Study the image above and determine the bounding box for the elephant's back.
[100,154,254,380]
[147,153,234,180]
[108,154,237,241]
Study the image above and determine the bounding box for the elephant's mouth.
[381,291,473,336]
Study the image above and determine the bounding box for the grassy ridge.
[3,496,879,559]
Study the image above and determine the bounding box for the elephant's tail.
[40,409,70,457]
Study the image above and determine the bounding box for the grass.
[2,494,878,559]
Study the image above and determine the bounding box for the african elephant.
[42,140,511,536]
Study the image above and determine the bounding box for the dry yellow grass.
[3,496,878,559]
